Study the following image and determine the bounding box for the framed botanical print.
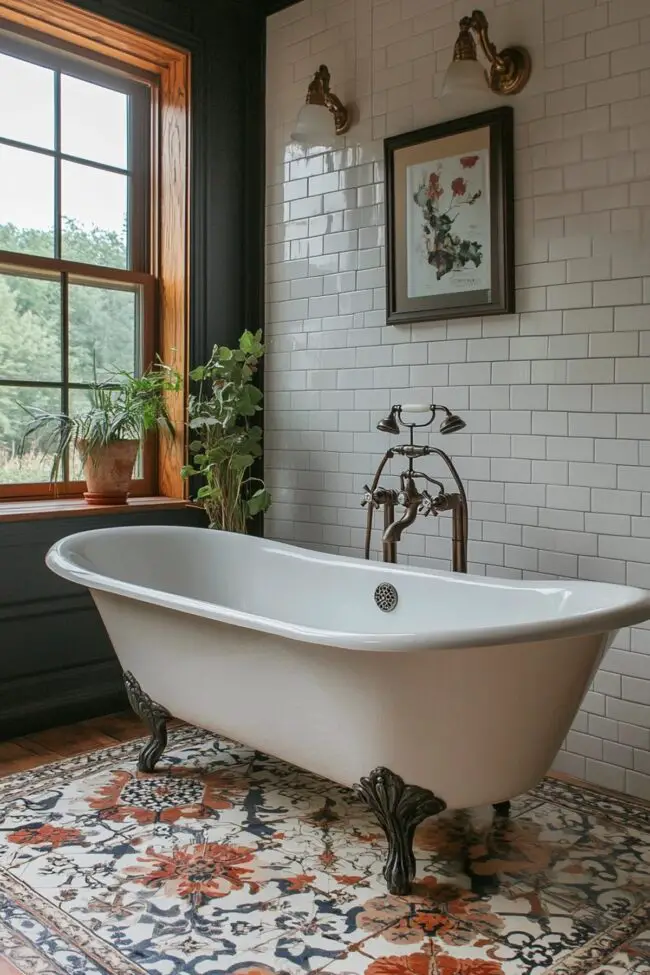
[385,106,515,326]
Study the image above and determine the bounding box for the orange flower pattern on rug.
[465,818,560,878]
[126,841,260,906]
[8,824,84,849]
[415,816,469,862]
[86,766,244,824]
[356,877,504,947]
[283,874,317,893]
[366,954,505,975]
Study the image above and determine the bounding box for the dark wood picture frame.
[385,106,515,327]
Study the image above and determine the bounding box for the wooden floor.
[0,711,155,778]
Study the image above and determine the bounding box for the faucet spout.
[382,502,419,544]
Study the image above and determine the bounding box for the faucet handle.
[432,492,455,513]
[361,484,378,508]
[419,490,437,517]
[362,485,399,508]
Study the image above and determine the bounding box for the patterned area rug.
[1,726,650,975]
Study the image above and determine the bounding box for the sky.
[0,52,129,238]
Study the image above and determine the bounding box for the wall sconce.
[443,9,532,97]
[291,65,350,147]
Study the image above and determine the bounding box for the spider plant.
[20,360,181,483]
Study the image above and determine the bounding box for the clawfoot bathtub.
[47,526,650,894]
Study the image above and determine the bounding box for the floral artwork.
[1,726,650,975]
[386,107,514,325]
[406,149,490,300]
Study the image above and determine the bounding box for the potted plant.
[181,329,271,531]
[21,361,181,505]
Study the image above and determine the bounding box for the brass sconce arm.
[454,9,531,96]
[468,10,502,70]
[306,64,350,136]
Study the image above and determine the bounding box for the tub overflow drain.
[374,582,398,613]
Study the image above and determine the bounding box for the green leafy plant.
[20,360,181,482]
[182,329,271,532]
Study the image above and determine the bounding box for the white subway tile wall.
[266,0,650,798]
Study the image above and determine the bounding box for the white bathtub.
[47,525,650,893]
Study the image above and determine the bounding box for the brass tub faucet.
[361,404,468,572]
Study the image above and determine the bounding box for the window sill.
[0,496,192,523]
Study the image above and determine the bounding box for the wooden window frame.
[0,0,189,502]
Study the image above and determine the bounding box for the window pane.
[61,162,128,268]
[0,146,54,256]
[61,75,128,170]
[0,53,54,149]
[68,280,139,384]
[0,272,61,382]
[68,387,91,481]
[0,385,62,484]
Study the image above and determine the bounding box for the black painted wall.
[0,0,266,739]
[0,508,207,738]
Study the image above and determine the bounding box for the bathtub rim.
[45,525,650,652]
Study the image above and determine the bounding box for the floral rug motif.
[1,726,650,974]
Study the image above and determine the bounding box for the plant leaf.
[247,488,271,515]
[231,452,254,471]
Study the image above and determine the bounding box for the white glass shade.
[442,57,487,96]
[291,102,335,148]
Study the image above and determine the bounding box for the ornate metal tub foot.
[123,671,171,773]
[355,766,446,895]
[493,800,511,818]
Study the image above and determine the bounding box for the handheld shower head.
[377,407,400,435]
[439,411,466,435]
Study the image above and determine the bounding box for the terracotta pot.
[78,439,139,506]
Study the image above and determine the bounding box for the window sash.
[0,28,157,499]
[0,31,151,273]
[0,0,190,504]
[0,257,156,500]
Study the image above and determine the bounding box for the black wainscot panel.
[0,507,206,738]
